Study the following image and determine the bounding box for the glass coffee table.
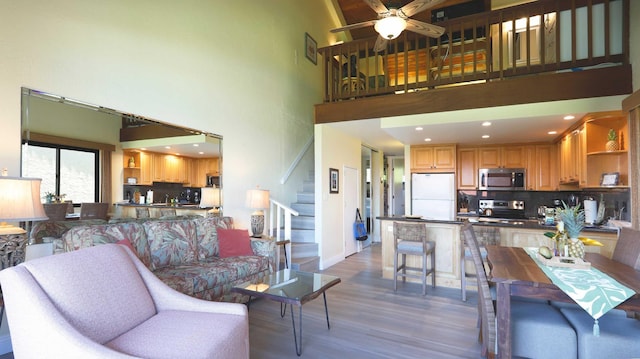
[232,269,341,356]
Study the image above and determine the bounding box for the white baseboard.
[0,333,12,354]
[319,253,344,270]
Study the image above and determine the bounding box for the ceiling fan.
[331,0,446,52]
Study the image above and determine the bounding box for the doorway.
[343,166,359,257]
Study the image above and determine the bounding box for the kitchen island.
[378,216,619,290]
[113,203,210,219]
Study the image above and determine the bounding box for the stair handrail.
[268,199,299,269]
[280,136,314,184]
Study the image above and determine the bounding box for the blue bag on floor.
[353,208,368,241]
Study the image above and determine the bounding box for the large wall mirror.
[20,87,222,211]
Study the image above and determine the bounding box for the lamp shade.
[245,189,270,210]
[374,16,407,40]
[199,187,220,208]
[0,177,48,222]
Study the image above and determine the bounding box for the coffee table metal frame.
[231,269,341,356]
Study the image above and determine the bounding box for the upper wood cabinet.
[478,146,526,169]
[411,145,456,172]
[457,147,478,189]
[530,144,558,191]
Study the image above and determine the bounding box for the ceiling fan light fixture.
[375,16,406,40]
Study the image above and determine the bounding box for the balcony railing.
[319,0,628,103]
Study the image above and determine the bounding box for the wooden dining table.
[486,245,640,359]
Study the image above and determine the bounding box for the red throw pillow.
[218,228,254,258]
[116,238,136,253]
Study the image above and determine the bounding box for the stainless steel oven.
[478,168,525,191]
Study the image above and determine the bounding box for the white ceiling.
[328,96,627,155]
[121,134,221,158]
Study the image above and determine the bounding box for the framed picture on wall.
[600,172,620,187]
[305,32,317,65]
[329,168,339,193]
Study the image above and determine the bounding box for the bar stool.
[393,222,435,295]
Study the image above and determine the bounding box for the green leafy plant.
[556,201,584,238]
[608,128,617,141]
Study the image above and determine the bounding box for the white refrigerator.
[411,173,456,221]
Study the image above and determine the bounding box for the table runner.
[525,247,635,335]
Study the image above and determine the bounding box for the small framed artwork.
[305,32,317,65]
[600,172,620,187]
[329,168,339,193]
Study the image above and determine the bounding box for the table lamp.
[246,188,269,237]
[199,187,221,217]
[0,176,48,241]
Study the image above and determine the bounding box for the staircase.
[269,171,319,272]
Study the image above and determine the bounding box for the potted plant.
[606,128,619,152]
[556,202,585,258]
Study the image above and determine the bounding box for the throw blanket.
[525,247,635,335]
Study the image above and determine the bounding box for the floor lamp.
[246,188,270,238]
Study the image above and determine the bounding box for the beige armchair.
[0,243,249,358]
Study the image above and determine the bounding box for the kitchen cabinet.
[457,147,478,189]
[526,144,558,191]
[478,146,526,169]
[559,129,582,185]
[139,152,152,185]
[583,112,629,188]
[411,145,456,172]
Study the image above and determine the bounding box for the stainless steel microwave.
[478,168,525,191]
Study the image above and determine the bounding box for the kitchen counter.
[113,202,209,219]
[377,216,621,291]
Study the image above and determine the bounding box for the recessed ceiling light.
[482,122,492,127]
[424,138,431,142]
[415,127,423,131]
[564,115,575,120]
[175,153,180,156]
[193,144,199,147]
[165,146,171,149]
[198,151,204,155]
[482,135,490,139]
[140,148,146,151]
[548,131,557,135]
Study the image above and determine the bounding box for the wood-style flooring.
[249,243,482,358]
[0,244,482,359]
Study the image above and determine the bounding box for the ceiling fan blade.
[406,19,445,38]
[363,0,388,14]
[373,35,388,52]
[400,0,447,18]
[330,20,377,33]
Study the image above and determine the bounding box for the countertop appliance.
[411,173,456,221]
[478,199,526,219]
[478,168,525,191]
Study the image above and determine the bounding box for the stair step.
[288,242,318,258]
[290,229,315,243]
[291,216,314,230]
[285,256,319,272]
[296,192,314,204]
[291,203,314,216]
[302,180,314,193]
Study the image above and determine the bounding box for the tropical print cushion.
[194,216,234,259]
[144,220,198,269]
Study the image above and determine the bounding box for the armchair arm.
[250,237,277,272]
[0,266,137,358]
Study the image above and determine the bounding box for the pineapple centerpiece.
[606,128,619,152]
[556,202,585,259]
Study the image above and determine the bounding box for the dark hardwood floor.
[0,244,482,359]
[249,244,482,358]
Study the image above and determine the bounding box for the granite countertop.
[377,216,618,233]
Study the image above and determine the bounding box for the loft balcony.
[316,0,631,124]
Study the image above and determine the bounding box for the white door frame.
[343,166,359,257]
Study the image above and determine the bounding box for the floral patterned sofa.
[60,216,275,302]
[29,219,108,244]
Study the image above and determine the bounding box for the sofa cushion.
[218,228,254,258]
[154,256,270,295]
[144,220,198,270]
[194,216,234,259]
[62,222,153,269]
[22,244,156,344]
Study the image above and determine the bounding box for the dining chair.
[80,202,109,220]
[460,226,499,301]
[160,208,177,217]
[611,227,640,270]
[393,222,435,295]
[135,207,150,219]
[42,203,68,221]
[461,222,577,359]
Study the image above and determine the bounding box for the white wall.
[315,124,362,269]
[0,0,335,229]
